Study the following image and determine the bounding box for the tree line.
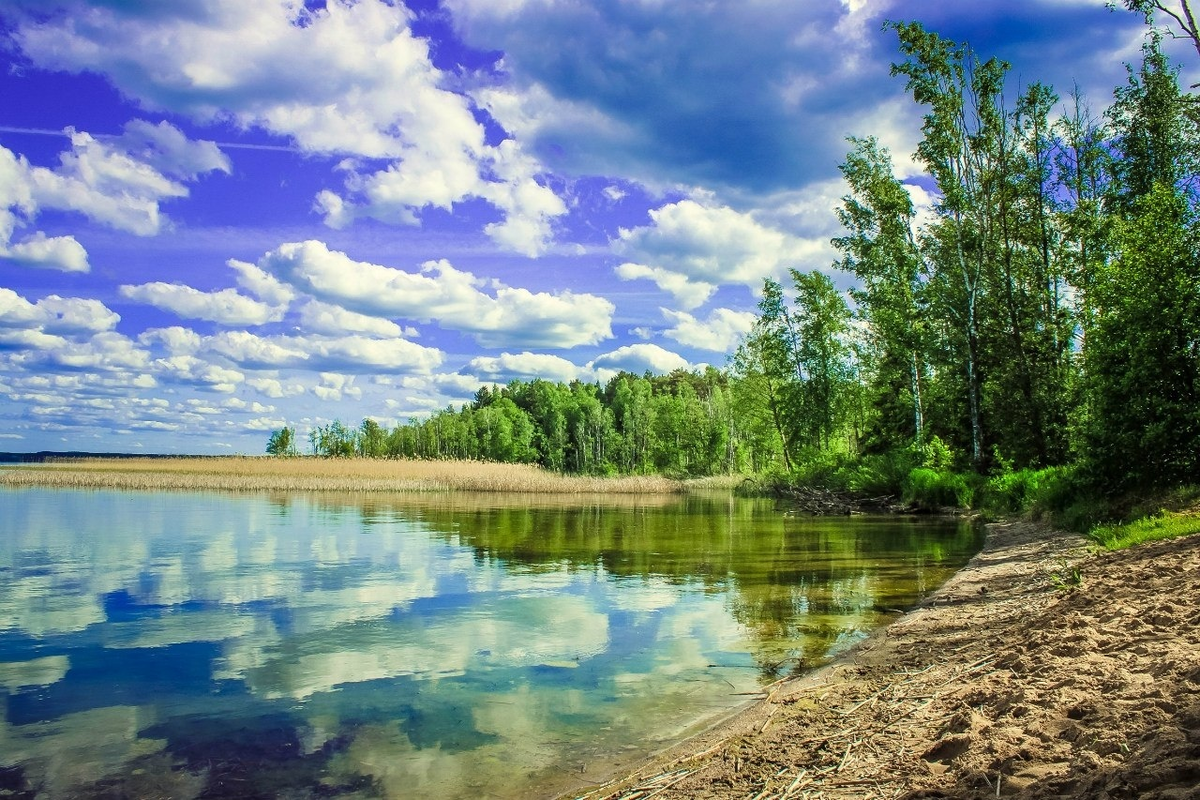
[270,369,747,477]
[270,20,1199,506]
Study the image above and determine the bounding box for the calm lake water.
[0,488,981,799]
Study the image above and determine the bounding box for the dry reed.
[0,456,685,495]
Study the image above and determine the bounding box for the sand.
[570,520,1200,799]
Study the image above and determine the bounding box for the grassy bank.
[739,446,1200,553]
[0,456,685,495]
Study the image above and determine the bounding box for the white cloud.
[48,332,151,372]
[313,372,361,402]
[256,240,613,349]
[464,352,583,384]
[3,232,89,273]
[246,376,305,399]
[0,121,227,273]
[228,259,297,306]
[115,119,231,179]
[614,200,825,307]
[138,326,203,355]
[614,263,716,310]
[119,282,285,326]
[660,307,756,352]
[10,0,566,255]
[27,126,226,236]
[206,330,444,375]
[0,288,119,335]
[296,299,403,338]
[151,355,244,393]
[0,146,86,272]
[586,343,691,382]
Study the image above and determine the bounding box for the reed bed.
[0,456,685,495]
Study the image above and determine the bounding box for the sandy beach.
[571,519,1200,799]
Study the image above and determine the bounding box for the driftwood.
[771,485,903,516]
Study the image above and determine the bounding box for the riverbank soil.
[571,520,1200,799]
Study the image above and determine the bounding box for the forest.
[268,18,1200,526]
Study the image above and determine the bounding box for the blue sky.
[0,0,1190,454]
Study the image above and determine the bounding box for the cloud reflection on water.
[0,488,978,798]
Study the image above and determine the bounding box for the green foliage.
[265,427,297,457]
[1048,557,1084,593]
[308,420,356,458]
[902,467,974,510]
[1089,511,1200,550]
[266,25,1198,516]
[837,450,917,496]
[982,466,1058,514]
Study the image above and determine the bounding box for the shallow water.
[0,488,980,799]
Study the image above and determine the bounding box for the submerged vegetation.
[258,19,1195,538]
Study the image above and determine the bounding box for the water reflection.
[0,488,979,798]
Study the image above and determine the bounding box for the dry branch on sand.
[0,456,685,495]
[573,522,1200,800]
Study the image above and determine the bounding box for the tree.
[1119,1,1200,62]
[1082,184,1200,489]
[308,420,356,457]
[789,269,854,453]
[731,279,802,471]
[890,21,1011,467]
[266,426,297,457]
[357,418,386,458]
[1108,35,1199,207]
[1082,40,1200,490]
[833,136,928,452]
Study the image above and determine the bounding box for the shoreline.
[0,456,686,495]
[567,519,1200,799]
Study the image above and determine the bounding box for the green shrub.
[790,449,850,489]
[838,450,916,496]
[902,467,974,510]
[983,466,1067,515]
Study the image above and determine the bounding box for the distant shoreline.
[0,451,216,463]
[0,455,690,495]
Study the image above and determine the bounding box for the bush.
[838,450,917,496]
[789,449,851,489]
[983,466,1068,515]
[902,467,974,510]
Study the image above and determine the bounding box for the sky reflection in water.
[0,488,980,799]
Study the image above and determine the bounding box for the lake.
[0,488,981,799]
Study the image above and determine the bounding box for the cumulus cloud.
[8,0,566,255]
[206,330,444,375]
[313,372,361,402]
[0,121,227,274]
[614,263,716,310]
[614,200,826,307]
[3,232,90,273]
[115,119,231,180]
[660,307,757,352]
[254,240,614,348]
[296,299,404,338]
[586,343,691,382]
[28,125,229,236]
[0,289,120,335]
[119,283,285,326]
[0,146,89,273]
[446,0,1151,194]
[227,259,297,306]
[464,351,583,384]
[46,332,152,372]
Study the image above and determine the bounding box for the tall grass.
[1089,511,1200,551]
[0,457,685,495]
